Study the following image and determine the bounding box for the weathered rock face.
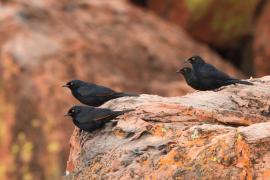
[253,0,270,76]
[66,76,270,179]
[146,0,258,48]
[144,0,262,75]
[0,0,242,179]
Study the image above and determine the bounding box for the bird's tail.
[229,79,253,85]
[115,92,139,97]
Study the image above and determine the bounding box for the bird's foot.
[213,86,227,92]
[80,131,92,147]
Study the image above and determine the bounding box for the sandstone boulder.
[66,76,270,179]
[0,0,241,179]
[253,0,270,76]
[146,0,259,49]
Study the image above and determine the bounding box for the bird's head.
[176,67,192,75]
[62,80,84,90]
[65,106,82,118]
[185,56,205,65]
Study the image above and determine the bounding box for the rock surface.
[253,0,270,76]
[144,0,263,75]
[66,76,270,179]
[0,0,242,179]
[146,0,258,48]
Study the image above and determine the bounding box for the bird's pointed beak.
[184,59,190,64]
[62,84,69,88]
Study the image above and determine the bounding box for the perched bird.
[63,80,138,106]
[185,56,253,90]
[65,105,133,132]
[176,67,208,90]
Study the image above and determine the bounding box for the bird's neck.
[184,73,196,83]
[71,88,81,97]
[72,117,79,125]
[192,62,204,70]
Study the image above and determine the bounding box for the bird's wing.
[76,108,114,123]
[77,85,116,97]
[92,108,116,121]
[199,64,232,80]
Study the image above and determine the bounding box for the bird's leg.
[213,86,227,92]
[80,131,92,147]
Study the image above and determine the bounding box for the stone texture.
[253,0,270,76]
[0,0,242,179]
[146,0,259,48]
[66,76,270,180]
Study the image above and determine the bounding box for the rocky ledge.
[65,76,270,180]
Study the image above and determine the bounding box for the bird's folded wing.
[95,92,115,97]
[94,114,114,121]
[92,108,117,121]
[200,64,231,80]
[78,86,115,97]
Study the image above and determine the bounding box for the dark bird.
[63,80,138,106]
[176,67,209,90]
[184,56,253,90]
[65,105,133,132]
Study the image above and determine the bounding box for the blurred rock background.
[0,0,269,179]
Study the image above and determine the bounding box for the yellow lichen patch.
[18,132,26,141]
[11,144,20,156]
[31,119,40,128]
[20,141,34,163]
[0,164,6,180]
[0,120,6,145]
[47,141,60,154]
[235,134,253,180]
[185,0,211,16]
[22,172,33,180]
[151,125,167,137]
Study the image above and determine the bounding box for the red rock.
[65,76,270,179]
[0,0,241,179]
[146,0,259,48]
[253,0,270,76]
[147,0,190,29]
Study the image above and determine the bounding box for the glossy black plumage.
[65,105,133,132]
[185,56,253,90]
[177,67,209,90]
[63,80,138,106]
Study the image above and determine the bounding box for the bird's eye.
[191,57,195,61]
[70,82,73,86]
[71,109,75,113]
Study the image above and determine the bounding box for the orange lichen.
[113,128,127,138]
[263,169,270,179]
[158,150,183,167]
[235,134,253,180]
